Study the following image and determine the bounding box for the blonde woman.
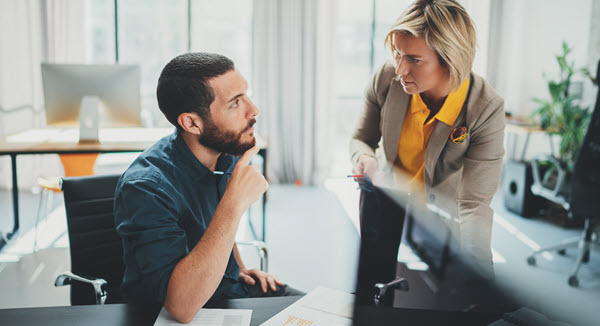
[351,0,504,289]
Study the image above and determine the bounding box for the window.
[83,0,253,127]
[331,0,412,175]
[190,0,253,85]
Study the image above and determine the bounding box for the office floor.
[0,177,598,325]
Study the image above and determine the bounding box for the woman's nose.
[395,57,409,77]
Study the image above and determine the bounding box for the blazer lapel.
[424,91,470,188]
[382,79,410,165]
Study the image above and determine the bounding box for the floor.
[0,172,598,325]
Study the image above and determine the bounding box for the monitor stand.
[79,96,100,143]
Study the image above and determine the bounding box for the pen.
[213,171,232,175]
[347,174,365,178]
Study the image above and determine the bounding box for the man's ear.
[177,112,203,135]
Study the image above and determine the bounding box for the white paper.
[154,307,252,326]
[260,286,355,326]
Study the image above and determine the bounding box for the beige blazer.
[350,61,505,272]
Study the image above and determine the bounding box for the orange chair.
[34,153,99,250]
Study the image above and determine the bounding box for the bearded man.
[114,53,302,323]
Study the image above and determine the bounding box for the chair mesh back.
[61,174,124,305]
[570,60,600,218]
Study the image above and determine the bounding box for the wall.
[492,0,594,117]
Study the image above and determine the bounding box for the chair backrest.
[570,60,600,219]
[61,174,123,305]
[59,153,99,177]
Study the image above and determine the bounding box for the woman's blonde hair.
[386,0,476,91]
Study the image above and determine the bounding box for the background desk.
[0,296,300,326]
[0,127,267,249]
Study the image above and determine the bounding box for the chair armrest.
[374,277,409,307]
[236,241,269,273]
[530,154,570,211]
[55,271,108,305]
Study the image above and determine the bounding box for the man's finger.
[261,278,268,293]
[238,146,259,166]
[274,276,283,285]
[268,276,277,291]
[255,274,267,293]
[243,275,255,285]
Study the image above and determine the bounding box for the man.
[114,53,301,323]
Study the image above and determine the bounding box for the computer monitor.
[352,185,516,325]
[41,63,142,142]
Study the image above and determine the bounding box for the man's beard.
[198,117,256,156]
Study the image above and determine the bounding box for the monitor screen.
[403,203,452,279]
[41,63,142,128]
[352,185,515,325]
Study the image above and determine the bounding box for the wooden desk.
[505,121,552,161]
[0,127,268,249]
[0,296,301,326]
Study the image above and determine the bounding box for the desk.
[354,305,502,326]
[0,127,268,249]
[505,121,554,161]
[0,296,300,326]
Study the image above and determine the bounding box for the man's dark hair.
[156,52,235,129]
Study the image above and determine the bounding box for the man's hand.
[239,268,283,293]
[224,146,268,212]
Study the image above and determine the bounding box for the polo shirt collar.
[413,78,470,126]
[435,78,469,126]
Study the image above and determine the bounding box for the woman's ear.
[177,112,203,135]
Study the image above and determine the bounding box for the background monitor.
[41,63,142,141]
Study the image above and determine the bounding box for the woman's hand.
[352,154,379,179]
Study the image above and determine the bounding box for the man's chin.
[226,138,256,157]
[240,137,256,152]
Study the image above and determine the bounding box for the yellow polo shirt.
[397,78,470,187]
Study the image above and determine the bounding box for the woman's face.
[391,33,451,101]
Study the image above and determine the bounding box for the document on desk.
[154,307,252,326]
[261,286,354,326]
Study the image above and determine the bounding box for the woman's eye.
[411,57,420,63]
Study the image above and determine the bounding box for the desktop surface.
[0,296,301,326]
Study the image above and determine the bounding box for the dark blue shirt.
[114,130,247,305]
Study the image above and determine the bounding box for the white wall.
[493,0,594,117]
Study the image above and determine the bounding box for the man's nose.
[247,99,259,118]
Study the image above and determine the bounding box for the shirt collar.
[412,78,470,126]
[172,130,236,181]
[435,78,470,126]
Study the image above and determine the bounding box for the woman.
[350,0,504,288]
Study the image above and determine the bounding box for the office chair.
[55,174,269,305]
[34,153,99,251]
[527,60,600,287]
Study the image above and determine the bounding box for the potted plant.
[531,41,594,191]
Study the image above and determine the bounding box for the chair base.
[527,219,600,287]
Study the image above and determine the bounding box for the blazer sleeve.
[349,62,393,165]
[457,95,505,274]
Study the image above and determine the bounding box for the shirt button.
[429,194,436,202]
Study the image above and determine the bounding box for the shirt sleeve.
[114,177,188,304]
[349,62,396,165]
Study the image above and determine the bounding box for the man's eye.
[232,99,240,108]
[411,57,420,63]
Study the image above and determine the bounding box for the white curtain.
[253,0,336,185]
[0,0,85,189]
